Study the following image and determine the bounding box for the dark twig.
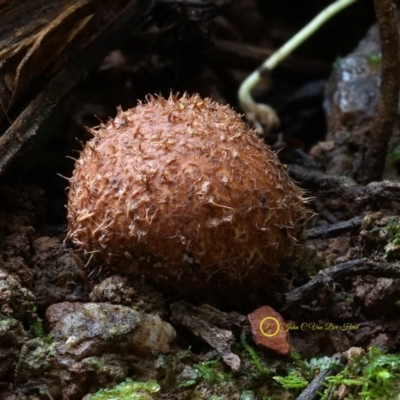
[362,0,400,183]
[284,259,400,311]
[206,40,331,77]
[296,353,344,400]
[305,216,363,240]
[289,164,400,206]
[288,164,361,200]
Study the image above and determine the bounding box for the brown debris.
[0,0,154,175]
[171,301,243,371]
[31,236,88,308]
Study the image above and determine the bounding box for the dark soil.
[2,1,400,399]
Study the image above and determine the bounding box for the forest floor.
[1,1,400,399]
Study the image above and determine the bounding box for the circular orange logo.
[259,316,280,337]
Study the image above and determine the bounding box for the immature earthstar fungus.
[67,94,308,291]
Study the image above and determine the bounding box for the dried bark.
[289,164,400,207]
[0,0,154,175]
[284,259,400,311]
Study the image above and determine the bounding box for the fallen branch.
[305,215,363,240]
[0,0,154,175]
[284,259,400,311]
[289,164,400,206]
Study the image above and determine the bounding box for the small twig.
[284,259,400,311]
[289,164,400,206]
[205,40,331,76]
[305,216,363,240]
[296,353,344,400]
[362,0,400,183]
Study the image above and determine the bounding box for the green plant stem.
[238,0,358,117]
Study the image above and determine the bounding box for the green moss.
[273,370,308,390]
[29,317,49,341]
[343,130,353,141]
[15,338,56,378]
[362,215,400,259]
[272,352,340,395]
[0,316,26,340]
[240,333,271,378]
[253,347,400,399]
[194,359,229,383]
[364,54,382,65]
[155,355,177,391]
[291,352,339,382]
[239,390,256,400]
[81,343,399,399]
[383,218,400,258]
[87,378,160,400]
[387,145,400,163]
[180,357,230,387]
[165,343,400,399]
[333,56,342,70]
[321,347,400,399]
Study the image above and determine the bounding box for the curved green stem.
[238,0,359,130]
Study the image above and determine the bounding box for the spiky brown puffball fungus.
[67,94,307,291]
